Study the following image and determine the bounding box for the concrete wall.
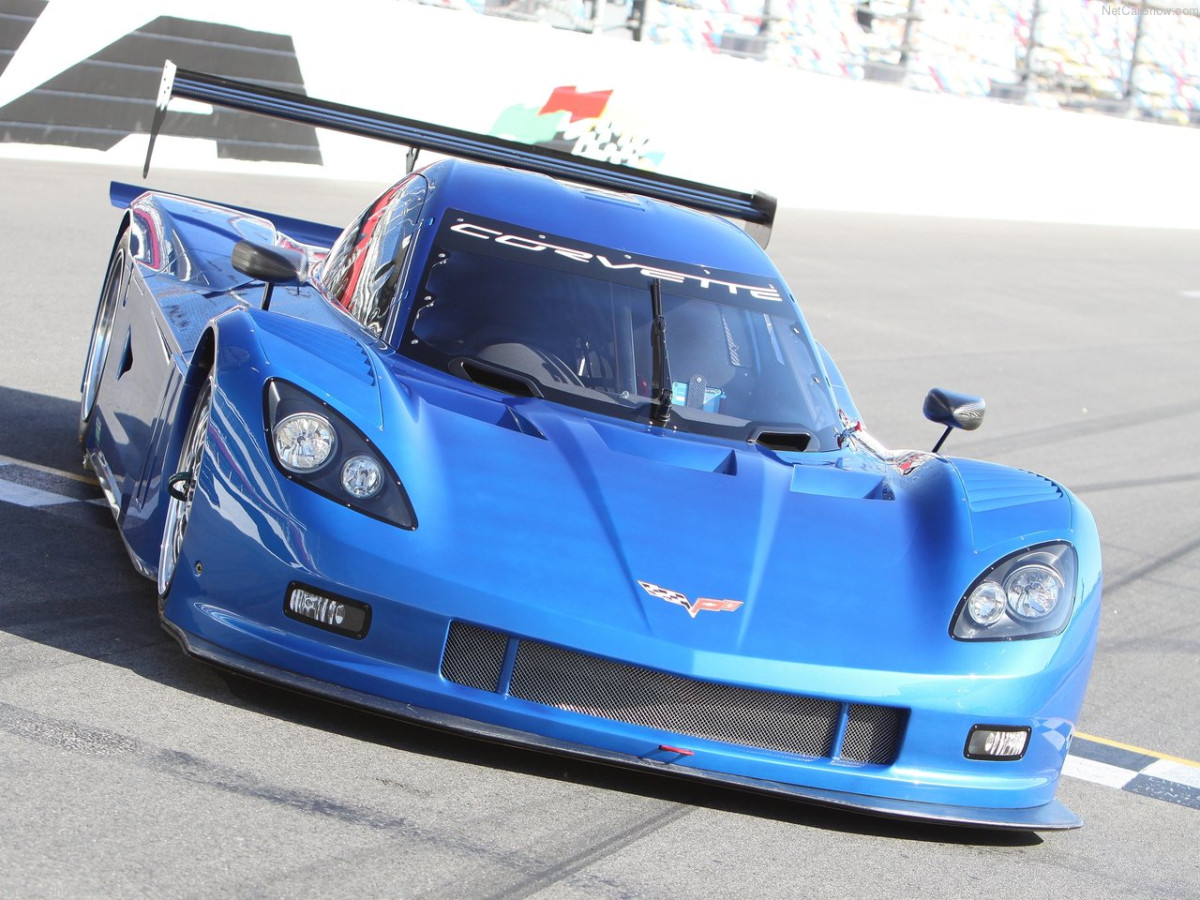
[3,0,1199,227]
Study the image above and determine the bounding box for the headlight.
[265,380,416,530]
[965,581,1006,627]
[341,455,384,499]
[273,413,336,472]
[1005,564,1065,619]
[952,543,1076,640]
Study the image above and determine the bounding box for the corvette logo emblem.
[637,580,744,619]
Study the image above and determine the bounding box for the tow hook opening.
[167,471,193,502]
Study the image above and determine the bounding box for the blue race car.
[80,63,1101,831]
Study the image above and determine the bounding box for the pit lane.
[1,160,1197,898]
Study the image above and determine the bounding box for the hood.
[374,371,1042,675]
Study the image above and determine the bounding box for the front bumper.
[159,400,1099,832]
[163,618,1082,830]
[160,492,1097,832]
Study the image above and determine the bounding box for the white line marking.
[0,478,76,508]
[0,453,97,485]
[1062,755,1138,789]
[1142,759,1200,790]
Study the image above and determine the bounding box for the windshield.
[399,210,840,448]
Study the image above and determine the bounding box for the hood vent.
[590,421,738,476]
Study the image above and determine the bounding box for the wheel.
[78,245,127,445]
[158,378,212,600]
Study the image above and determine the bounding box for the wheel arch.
[109,210,134,258]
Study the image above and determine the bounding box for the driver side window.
[319,175,428,334]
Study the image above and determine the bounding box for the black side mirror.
[923,387,985,453]
[232,240,307,310]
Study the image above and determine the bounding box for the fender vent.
[954,459,1062,512]
[255,316,375,386]
[118,332,134,379]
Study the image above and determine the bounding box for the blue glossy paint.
[82,161,1102,830]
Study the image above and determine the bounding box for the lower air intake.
[841,704,906,764]
[440,621,507,692]
[440,622,904,765]
[511,640,904,763]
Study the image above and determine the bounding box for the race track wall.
[3,0,1200,228]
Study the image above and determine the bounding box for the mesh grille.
[510,640,842,758]
[441,623,905,764]
[841,704,906,765]
[441,621,508,692]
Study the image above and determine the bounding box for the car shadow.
[0,385,1042,847]
[0,386,200,691]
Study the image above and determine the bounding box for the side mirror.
[923,387,985,453]
[232,240,307,310]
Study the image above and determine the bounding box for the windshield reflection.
[400,212,839,448]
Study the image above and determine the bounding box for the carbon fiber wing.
[143,60,776,247]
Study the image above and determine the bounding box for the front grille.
[841,704,906,764]
[511,641,842,758]
[441,621,904,765]
[441,621,507,692]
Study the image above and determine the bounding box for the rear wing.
[144,61,776,247]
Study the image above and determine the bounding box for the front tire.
[79,245,127,446]
[158,378,212,600]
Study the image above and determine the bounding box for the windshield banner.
[437,210,785,309]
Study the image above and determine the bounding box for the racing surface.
[2,159,1198,898]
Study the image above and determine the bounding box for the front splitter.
[162,619,1082,832]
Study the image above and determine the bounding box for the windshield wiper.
[649,278,672,427]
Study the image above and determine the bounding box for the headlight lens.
[952,543,1076,640]
[341,455,384,499]
[265,380,416,530]
[965,726,1030,760]
[273,413,336,472]
[965,581,1006,627]
[1005,564,1065,620]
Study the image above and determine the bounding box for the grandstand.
[418,0,1200,126]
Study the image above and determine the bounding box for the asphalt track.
[1,159,1198,898]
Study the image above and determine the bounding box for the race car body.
[80,64,1101,831]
